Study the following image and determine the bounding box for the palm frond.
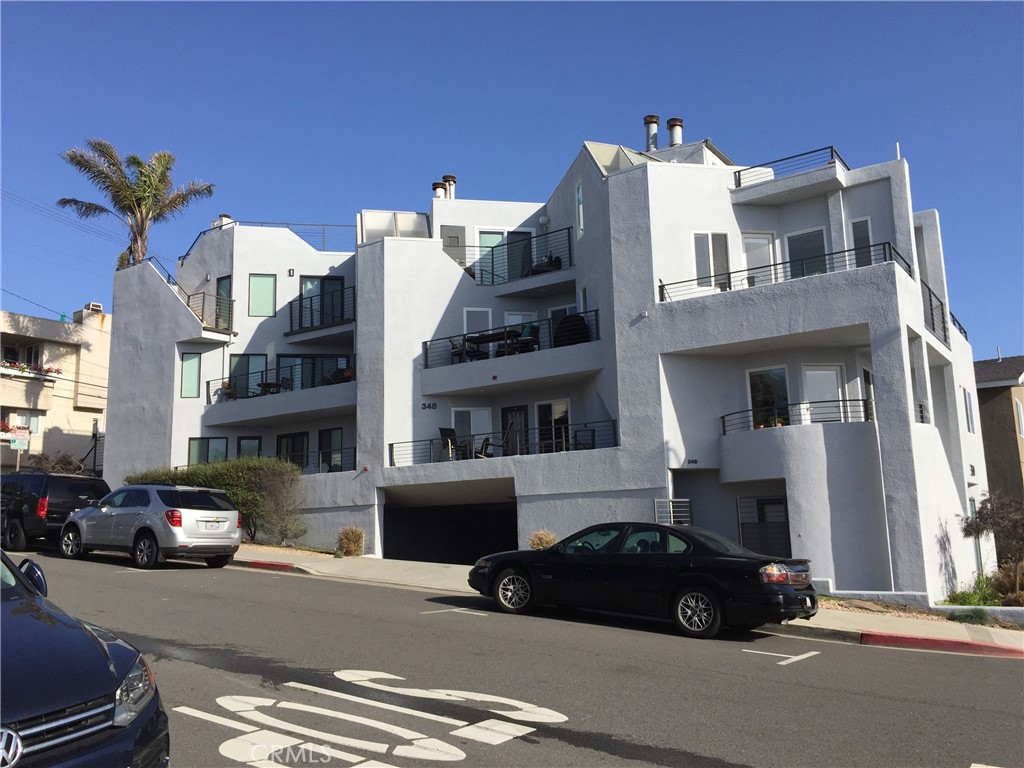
[55,198,116,220]
[154,181,215,221]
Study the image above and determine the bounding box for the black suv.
[1,472,111,550]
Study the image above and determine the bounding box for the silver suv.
[60,484,242,569]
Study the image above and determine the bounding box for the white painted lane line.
[420,608,488,617]
[742,649,820,666]
[450,719,535,745]
[284,682,467,726]
[173,706,259,732]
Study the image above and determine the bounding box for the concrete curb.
[235,559,311,575]
[771,620,1024,659]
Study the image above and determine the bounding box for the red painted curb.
[860,632,1024,658]
[243,560,297,573]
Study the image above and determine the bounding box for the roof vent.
[667,117,684,147]
[84,302,103,313]
[644,114,660,151]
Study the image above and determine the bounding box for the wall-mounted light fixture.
[205,273,211,282]
[288,268,295,277]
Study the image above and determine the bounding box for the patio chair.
[474,437,493,459]
[439,427,468,460]
[514,323,539,353]
[280,377,293,391]
[450,337,487,364]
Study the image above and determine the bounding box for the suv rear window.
[51,478,110,502]
[156,489,236,511]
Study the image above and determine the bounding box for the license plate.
[802,596,813,608]
[204,521,220,531]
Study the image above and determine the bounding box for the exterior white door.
[803,365,845,423]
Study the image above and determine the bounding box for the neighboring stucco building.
[974,355,1024,508]
[104,115,992,604]
[0,304,109,473]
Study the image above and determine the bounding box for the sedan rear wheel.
[60,527,85,559]
[2,519,26,551]
[132,532,159,570]
[206,554,233,568]
[494,568,533,614]
[673,586,722,639]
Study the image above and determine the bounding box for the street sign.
[11,427,29,451]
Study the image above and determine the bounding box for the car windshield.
[156,489,235,511]
[683,527,760,556]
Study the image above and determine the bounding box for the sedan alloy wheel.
[494,569,533,614]
[673,587,722,638]
[60,527,85,559]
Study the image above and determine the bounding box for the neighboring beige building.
[975,355,1024,505]
[0,303,110,474]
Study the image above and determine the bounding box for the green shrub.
[944,573,1000,606]
[337,526,365,557]
[946,608,991,625]
[125,458,302,543]
[528,530,557,550]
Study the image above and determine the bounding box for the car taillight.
[165,509,182,527]
[36,497,49,519]
[760,563,792,585]
[237,512,242,528]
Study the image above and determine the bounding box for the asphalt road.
[13,549,1024,768]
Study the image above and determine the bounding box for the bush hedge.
[125,458,302,542]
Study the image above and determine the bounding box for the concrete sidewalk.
[232,545,1024,659]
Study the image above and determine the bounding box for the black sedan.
[468,522,817,638]
[0,551,170,767]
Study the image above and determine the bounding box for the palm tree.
[57,139,214,267]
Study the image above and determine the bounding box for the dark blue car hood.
[0,591,140,723]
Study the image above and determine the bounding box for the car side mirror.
[18,558,48,597]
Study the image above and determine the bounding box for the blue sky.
[2,2,1021,359]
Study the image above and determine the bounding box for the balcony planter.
[0,361,62,380]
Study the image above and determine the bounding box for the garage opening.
[383,502,517,565]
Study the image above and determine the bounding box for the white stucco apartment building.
[104,116,992,604]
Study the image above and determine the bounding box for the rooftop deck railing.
[423,310,599,369]
[448,227,574,286]
[288,286,356,332]
[659,242,911,302]
[949,311,968,341]
[921,281,949,346]
[734,146,850,189]
[206,356,356,404]
[721,399,873,435]
[182,220,357,259]
[389,419,617,467]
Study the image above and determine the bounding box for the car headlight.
[473,558,491,569]
[114,654,156,726]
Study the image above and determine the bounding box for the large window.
[575,182,584,240]
[229,354,267,396]
[277,432,309,468]
[299,276,345,328]
[238,437,261,458]
[188,437,227,465]
[318,428,343,472]
[963,389,975,433]
[748,367,789,428]
[537,399,570,452]
[851,218,873,267]
[249,274,277,317]
[181,353,201,398]
[694,233,729,289]
[742,233,775,286]
[786,229,827,277]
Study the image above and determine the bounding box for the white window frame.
[963,388,975,434]
[849,217,873,247]
[248,274,277,317]
[800,363,847,423]
[692,232,730,290]
[740,232,777,286]
[536,398,571,452]
[180,352,201,399]
[784,226,828,259]
[463,307,492,334]
[575,182,584,240]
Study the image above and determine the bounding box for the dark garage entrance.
[383,502,517,565]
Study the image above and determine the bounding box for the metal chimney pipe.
[667,117,684,147]
[644,115,660,151]
[443,174,456,200]
[432,182,447,199]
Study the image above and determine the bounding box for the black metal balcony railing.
[659,242,912,302]
[206,356,355,404]
[448,228,574,286]
[187,292,233,331]
[921,281,949,346]
[734,146,850,189]
[720,399,873,435]
[949,312,968,341]
[423,310,599,369]
[288,287,356,332]
[389,419,617,467]
[916,402,931,424]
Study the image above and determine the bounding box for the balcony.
[446,228,574,286]
[921,280,949,347]
[658,242,912,303]
[206,357,356,403]
[720,399,873,434]
[734,146,850,189]
[181,448,357,474]
[286,286,356,335]
[423,310,599,369]
[389,419,617,467]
